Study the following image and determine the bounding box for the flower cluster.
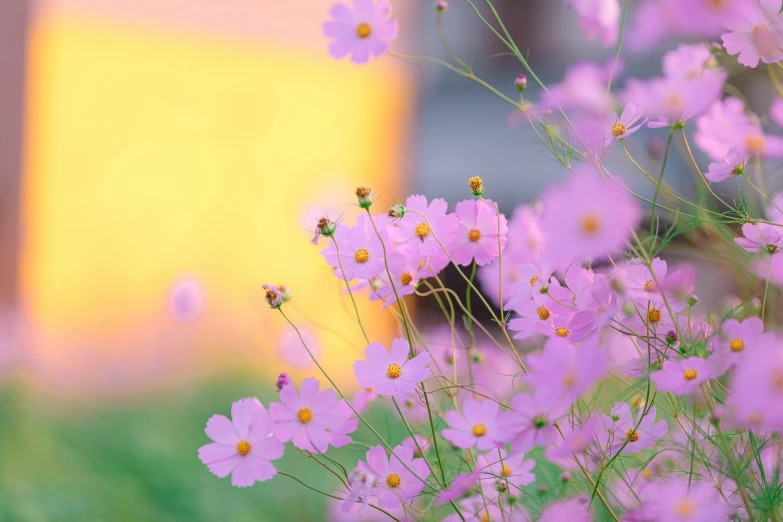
[196,0,783,520]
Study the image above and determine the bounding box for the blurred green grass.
[0,378,406,522]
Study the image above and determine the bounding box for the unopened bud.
[317,217,336,238]
[622,303,634,316]
[276,372,292,390]
[435,0,448,12]
[388,203,405,218]
[468,176,484,196]
[561,472,572,483]
[514,74,528,92]
[496,479,508,492]
[666,330,679,345]
[687,294,699,306]
[355,186,373,209]
[709,42,724,55]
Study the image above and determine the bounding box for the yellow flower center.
[666,92,684,111]
[683,369,698,381]
[562,374,576,388]
[386,473,401,488]
[500,465,512,477]
[468,176,483,191]
[625,429,639,442]
[641,468,652,479]
[400,273,413,286]
[643,279,656,292]
[647,309,662,324]
[472,424,487,436]
[772,372,783,391]
[387,363,402,379]
[236,440,251,456]
[468,229,481,242]
[537,306,550,320]
[746,135,766,154]
[297,408,313,424]
[529,275,539,287]
[480,514,490,522]
[611,122,627,137]
[581,214,600,235]
[730,338,745,352]
[630,395,645,408]
[415,223,431,238]
[675,499,695,516]
[354,248,370,263]
[356,23,372,38]
[555,327,570,337]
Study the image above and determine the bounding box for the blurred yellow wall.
[20,13,412,395]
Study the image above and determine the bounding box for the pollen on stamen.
[611,122,627,137]
[354,248,370,263]
[500,465,513,477]
[386,473,401,488]
[555,326,570,337]
[537,306,550,320]
[415,223,431,239]
[356,23,372,38]
[683,369,698,381]
[625,428,639,442]
[647,309,662,324]
[468,229,481,242]
[581,215,600,235]
[472,424,487,436]
[643,279,656,292]
[675,500,695,516]
[746,135,766,154]
[297,407,313,424]
[529,275,539,287]
[387,363,402,379]
[400,273,413,286]
[236,440,251,456]
[730,338,745,352]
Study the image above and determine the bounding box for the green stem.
[331,236,370,343]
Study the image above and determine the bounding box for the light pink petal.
[198,442,237,465]
[364,341,391,364]
[203,453,239,478]
[231,399,256,440]
[279,383,300,409]
[389,338,410,363]
[328,2,354,23]
[378,490,402,510]
[299,378,320,407]
[248,410,275,443]
[231,458,255,488]
[272,420,298,442]
[350,44,372,65]
[312,388,339,413]
[205,414,239,445]
[306,424,332,453]
[268,402,296,422]
[246,454,277,482]
[328,39,355,60]
[442,429,476,449]
[253,437,285,461]
[322,20,353,39]
[367,445,390,476]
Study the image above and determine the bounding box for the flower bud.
[276,372,292,390]
[263,284,286,308]
[687,294,699,306]
[496,479,508,492]
[388,203,406,218]
[468,176,484,196]
[435,0,448,12]
[514,74,528,92]
[560,472,572,483]
[355,186,373,209]
[709,42,724,55]
[666,330,679,345]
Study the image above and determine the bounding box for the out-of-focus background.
[0,0,734,520]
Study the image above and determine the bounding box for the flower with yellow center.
[675,499,695,516]
[529,275,540,287]
[472,424,487,436]
[500,465,512,477]
[400,273,413,286]
[387,363,402,379]
[643,279,656,292]
[354,248,370,264]
[415,223,431,239]
[386,473,401,488]
[468,176,483,195]
[562,374,577,389]
[236,440,251,456]
[581,214,600,235]
[647,309,662,324]
[625,428,639,442]
[468,229,481,242]
[730,338,745,352]
[537,306,550,320]
[683,369,698,381]
[356,23,372,38]
[611,122,627,137]
[297,408,313,424]
[480,514,490,522]
[555,327,570,337]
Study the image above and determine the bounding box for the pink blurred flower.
[537,59,619,115]
[269,378,344,453]
[323,0,397,64]
[735,222,783,253]
[321,213,386,281]
[650,356,717,395]
[354,444,430,510]
[442,397,504,451]
[772,97,783,127]
[198,398,284,488]
[705,148,748,182]
[400,435,430,458]
[539,496,592,521]
[713,316,765,366]
[722,0,783,67]
[695,98,755,161]
[169,277,204,321]
[435,471,478,506]
[449,199,508,267]
[545,415,604,471]
[277,327,319,369]
[604,102,646,146]
[540,170,641,266]
[641,479,731,521]
[477,449,536,491]
[388,195,459,257]
[373,253,427,310]
[524,338,607,401]
[726,333,783,431]
[501,392,569,452]
[566,0,621,46]
[353,386,378,413]
[603,402,667,454]
[353,338,432,398]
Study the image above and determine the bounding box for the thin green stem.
[331,236,370,343]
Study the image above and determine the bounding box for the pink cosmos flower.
[662,43,718,81]
[540,170,641,266]
[735,222,783,253]
[625,0,730,52]
[477,449,536,492]
[353,338,432,398]
[535,311,596,342]
[449,199,508,267]
[539,496,592,521]
[722,0,783,68]
[169,277,204,321]
[435,471,478,506]
[441,398,504,451]
[277,327,319,370]
[400,435,430,459]
[501,392,569,452]
[604,102,646,146]
[650,356,717,395]
[353,386,378,413]
[388,195,459,257]
[602,402,667,454]
[572,275,618,337]
[321,213,386,281]
[772,97,783,127]
[373,253,427,310]
[726,334,783,431]
[354,444,430,510]
[323,0,398,65]
[695,98,755,161]
[713,316,765,366]
[505,262,557,311]
[269,378,345,453]
[705,148,748,182]
[537,59,620,115]
[736,126,783,158]
[444,496,529,522]
[545,415,604,472]
[566,0,621,46]
[508,291,571,340]
[524,338,607,402]
[198,398,284,488]
[640,479,731,521]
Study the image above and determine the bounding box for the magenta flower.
[539,496,592,521]
[572,275,618,336]
[373,253,427,310]
[705,148,748,182]
[449,199,508,267]
[566,0,620,46]
[540,170,641,266]
[321,214,386,281]
[442,397,504,451]
[650,356,716,395]
[735,222,783,253]
[355,444,430,510]
[435,471,478,506]
[388,195,459,257]
[268,378,344,453]
[323,0,398,65]
[198,398,284,488]
[713,316,765,365]
[602,402,667,454]
[772,97,783,128]
[501,392,569,452]
[506,262,556,311]
[353,338,432,398]
[477,449,536,491]
[604,102,646,146]
[508,292,570,339]
[695,98,755,161]
[524,337,607,401]
[722,0,783,67]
